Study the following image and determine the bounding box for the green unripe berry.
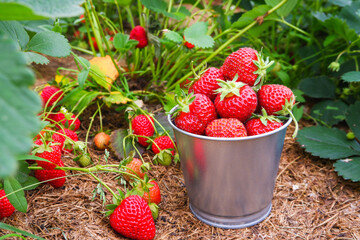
[346,132,355,140]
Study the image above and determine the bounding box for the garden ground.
[1,56,360,239]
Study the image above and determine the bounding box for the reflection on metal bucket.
[168,110,292,229]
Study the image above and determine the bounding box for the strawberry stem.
[287,109,299,138]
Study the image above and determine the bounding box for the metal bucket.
[168,111,292,229]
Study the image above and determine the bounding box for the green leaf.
[164,30,183,43]
[21,176,40,190]
[15,161,30,184]
[113,33,138,52]
[341,71,360,82]
[154,112,175,139]
[297,126,360,160]
[23,52,49,65]
[232,5,271,29]
[265,0,298,17]
[334,157,360,182]
[310,100,348,126]
[319,16,358,42]
[323,34,337,47]
[0,222,45,239]
[292,105,304,122]
[0,2,47,20]
[61,87,101,113]
[77,68,89,88]
[140,0,190,20]
[4,177,27,213]
[346,101,360,139]
[0,33,41,178]
[184,22,214,48]
[292,89,305,103]
[276,71,290,86]
[0,21,29,49]
[110,129,144,159]
[20,19,54,33]
[26,31,71,57]
[329,0,352,7]
[298,76,336,99]
[339,2,360,34]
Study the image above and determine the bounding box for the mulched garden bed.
[1,56,359,239]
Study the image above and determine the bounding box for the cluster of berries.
[174,47,296,138]
[131,114,176,166]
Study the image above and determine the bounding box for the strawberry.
[53,129,78,153]
[206,118,247,138]
[40,86,64,108]
[33,139,62,170]
[94,132,111,150]
[80,14,86,23]
[123,158,146,182]
[131,114,155,147]
[221,47,273,87]
[0,189,15,218]
[183,36,194,49]
[189,67,224,100]
[89,36,98,51]
[51,112,81,131]
[214,78,257,122]
[109,195,156,240]
[140,180,161,205]
[257,84,295,115]
[151,136,175,155]
[174,93,217,135]
[129,25,148,48]
[245,108,284,136]
[34,161,66,188]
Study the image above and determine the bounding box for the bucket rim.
[167,106,292,141]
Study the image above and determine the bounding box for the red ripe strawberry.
[80,14,86,23]
[129,25,148,48]
[206,118,247,138]
[257,84,295,115]
[109,195,156,240]
[151,136,175,155]
[94,132,111,150]
[89,36,98,51]
[35,161,66,188]
[221,47,273,86]
[52,112,81,131]
[174,93,217,135]
[40,86,64,107]
[0,189,15,218]
[53,129,78,153]
[183,36,194,49]
[141,180,161,205]
[189,67,224,100]
[214,78,257,122]
[245,118,283,136]
[33,139,62,170]
[124,158,145,182]
[131,114,155,147]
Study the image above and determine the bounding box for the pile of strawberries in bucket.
[173,47,298,138]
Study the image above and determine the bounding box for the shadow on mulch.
[2,56,360,240]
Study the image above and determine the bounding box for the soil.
[1,55,360,240]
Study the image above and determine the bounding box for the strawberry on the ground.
[94,132,111,150]
[214,77,257,122]
[131,114,155,147]
[0,189,15,219]
[53,128,78,153]
[34,161,66,188]
[205,118,247,138]
[33,139,62,170]
[174,93,217,135]
[189,67,224,100]
[245,109,284,136]
[123,158,146,182]
[109,195,156,240]
[50,112,81,131]
[183,36,194,49]
[137,180,161,205]
[129,25,148,48]
[40,86,64,108]
[221,47,273,87]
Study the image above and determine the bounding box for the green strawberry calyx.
[173,90,196,114]
[215,75,246,101]
[251,108,283,126]
[274,96,299,138]
[252,51,274,90]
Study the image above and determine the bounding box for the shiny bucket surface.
[168,111,292,229]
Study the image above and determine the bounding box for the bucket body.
[168,112,291,229]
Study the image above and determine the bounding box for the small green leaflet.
[184,22,214,49]
[164,30,183,44]
[4,177,28,213]
[346,101,360,139]
[334,157,360,182]
[140,0,190,21]
[265,0,298,17]
[296,126,360,160]
[341,71,360,82]
[232,5,271,29]
[0,21,29,49]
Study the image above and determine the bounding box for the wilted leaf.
[89,55,119,90]
[103,91,132,107]
[110,129,144,159]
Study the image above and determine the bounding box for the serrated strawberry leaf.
[334,157,360,182]
[23,52,49,65]
[345,101,360,139]
[341,71,360,82]
[164,30,183,43]
[110,129,144,159]
[296,126,360,159]
[232,5,271,29]
[184,22,214,49]
[4,177,27,213]
[310,100,348,126]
